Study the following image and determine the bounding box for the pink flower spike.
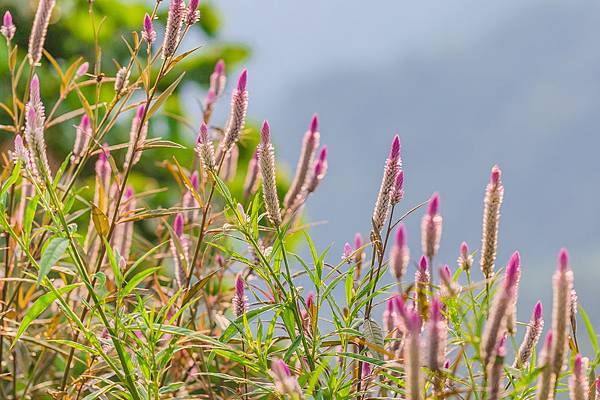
[235,273,244,299]
[534,301,543,320]
[505,251,520,286]
[389,135,401,161]
[306,292,314,310]
[395,224,406,247]
[198,122,209,143]
[428,192,439,216]
[124,186,134,199]
[574,354,583,374]
[190,171,199,191]
[354,233,363,250]
[395,170,404,190]
[343,242,353,259]
[214,59,225,75]
[318,146,327,162]
[261,120,270,145]
[558,248,569,272]
[460,242,469,258]
[30,75,41,103]
[490,165,501,185]
[173,213,184,238]
[1,11,15,39]
[237,69,248,92]
[310,114,319,134]
[142,13,157,43]
[419,255,428,272]
[596,377,600,392]
[76,62,89,78]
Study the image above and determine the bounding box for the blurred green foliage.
[0,0,256,234]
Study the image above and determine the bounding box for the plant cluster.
[0,1,597,399]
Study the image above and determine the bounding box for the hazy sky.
[213,1,600,329]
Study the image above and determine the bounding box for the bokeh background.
[1,0,599,344]
[212,0,600,330]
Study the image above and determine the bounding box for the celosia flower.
[383,297,396,333]
[196,122,215,172]
[170,213,189,288]
[421,192,442,261]
[480,251,521,368]
[112,186,136,261]
[480,165,504,280]
[141,13,156,44]
[551,248,574,377]
[28,0,56,65]
[114,67,130,94]
[353,232,365,274]
[570,354,589,400]
[304,146,327,194]
[186,0,201,26]
[162,0,184,59]
[425,297,447,371]
[416,255,430,319]
[71,114,92,164]
[24,75,51,182]
[243,149,259,199]
[372,135,401,232]
[487,335,506,400]
[258,120,281,226]
[182,171,199,223]
[391,169,404,205]
[595,378,600,400]
[439,265,459,297]
[1,11,16,41]
[457,241,473,272]
[342,242,353,261]
[76,62,89,78]
[219,69,248,158]
[389,224,409,283]
[534,331,555,400]
[232,273,247,317]
[404,308,423,400]
[270,358,302,399]
[124,105,148,169]
[209,59,226,98]
[284,114,320,208]
[514,301,543,368]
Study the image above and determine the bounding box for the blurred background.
[1,0,599,341]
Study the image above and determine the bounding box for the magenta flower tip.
[124,186,134,199]
[544,329,553,347]
[144,13,152,31]
[386,297,394,313]
[389,135,401,160]
[343,242,353,258]
[260,120,271,144]
[534,300,543,320]
[395,224,406,247]
[596,377,600,391]
[558,248,569,272]
[318,146,327,162]
[306,292,314,309]
[443,264,452,277]
[190,171,199,190]
[496,334,507,357]
[490,165,501,184]
[30,74,40,98]
[460,241,469,257]
[3,11,12,27]
[237,69,248,91]
[214,59,225,75]
[354,232,363,249]
[419,255,428,272]
[235,272,244,296]
[574,353,583,373]
[136,104,145,120]
[77,62,89,77]
[428,192,439,216]
[506,251,521,284]
[310,114,319,133]
[174,213,184,237]
[189,0,200,11]
[14,134,23,147]
[395,170,404,189]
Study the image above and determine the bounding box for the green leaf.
[219,304,277,343]
[13,284,80,346]
[121,267,161,298]
[579,306,598,354]
[37,237,69,285]
[362,318,385,360]
[147,73,185,119]
[0,159,21,196]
